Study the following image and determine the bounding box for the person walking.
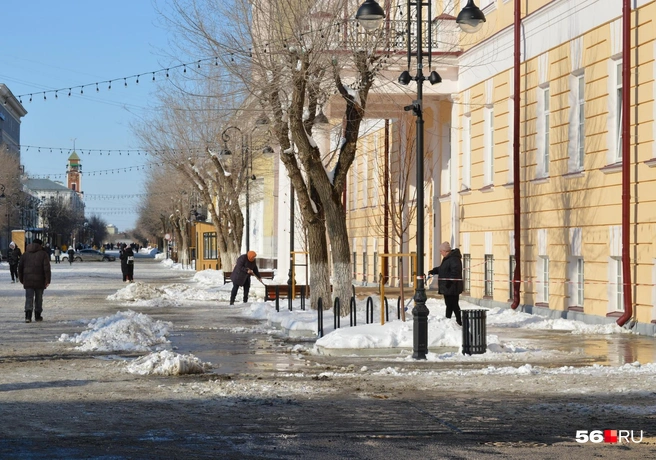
[229,251,262,305]
[54,246,61,264]
[17,238,51,323]
[119,243,135,282]
[67,247,75,265]
[428,241,464,326]
[7,241,22,283]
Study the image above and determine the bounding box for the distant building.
[66,151,82,192]
[0,83,27,156]
[22,178,85,229]
[106,224,118,235]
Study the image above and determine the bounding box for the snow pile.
[315,316,464,349]
[126,350,211,375]
[486,307,630,334]
[59,311,171,352]
[154,252,167,260]
[107,282,161,301]
[159,259,193,270]
[192,269,225,287]
[159,283,227,301]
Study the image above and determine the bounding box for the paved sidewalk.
[1,260,655,459]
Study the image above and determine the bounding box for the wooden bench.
[223,270,275,284]
[264,284,310,301]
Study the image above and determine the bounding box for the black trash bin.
[462,309,487,355]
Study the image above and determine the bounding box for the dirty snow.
[58,310,171,352]
[126,350,212,375]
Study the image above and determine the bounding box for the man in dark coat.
[229,251,262,305]
[428,241,463,326]
[7,241,22,283]
[67,247,75,265]
[119,243,135,282]
[18,238,51,323]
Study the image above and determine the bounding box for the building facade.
[327,0,656,331]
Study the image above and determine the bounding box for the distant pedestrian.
[54,246,61,264]
[428,241,464,326]
[119,243,135,282]
[229,251,262,305]
[67,247,75,265]
[18,238,51,323]
[7,242,22,283]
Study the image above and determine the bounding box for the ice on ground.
[58,310,171,352]
[126,350,211,375]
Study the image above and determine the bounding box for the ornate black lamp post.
[357,0,485,359]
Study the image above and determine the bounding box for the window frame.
[202,232,218,260]
[577,75,585,169]
[484,254,494,297]
[463,253,471,293]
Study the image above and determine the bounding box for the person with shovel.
[229,251,262,305]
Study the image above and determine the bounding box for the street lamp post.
[357,0,485,359]
[0,184,7,247]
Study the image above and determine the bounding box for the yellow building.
[343,0,656,334]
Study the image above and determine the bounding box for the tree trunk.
[323,201,352,317]
[305,218,330,310]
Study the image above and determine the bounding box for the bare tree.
[162,0,389,313]
[134,74,263,269]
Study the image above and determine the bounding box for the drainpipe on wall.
[510,0,522,309]
[617,0,633,326]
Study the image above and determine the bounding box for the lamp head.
[398,70,412,85]
[355,0,385,32]
[456,0,486,33]
[428,71,442,85]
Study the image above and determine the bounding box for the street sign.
[164,233,171,240]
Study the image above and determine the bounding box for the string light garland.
[19,144,216,157]
[12,56,223,104]
[6,18,373,106]
[27,163,153,179]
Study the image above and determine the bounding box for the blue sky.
[1,1,177,232]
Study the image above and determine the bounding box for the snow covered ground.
[42,261,650,380]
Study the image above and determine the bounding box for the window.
[463,115,471,189]
[544,87,551,175]
[577,75,585,169]
[373,251,378,283]
[541,256,550,303]
[484,255,494,297]
[615,61,623,161]
[202,232,217,259]
[615,257,624,311]
[576,258,584,307]
[352,251,357,278]
[463,254,471,293]
[484,107,494,185]
[362,251,368,283]
[509,255,516,300]
[351,158,358,209]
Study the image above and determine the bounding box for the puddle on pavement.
[491,328,656,366]
[170,328,304,375]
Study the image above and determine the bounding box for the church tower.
[66,151,82,192]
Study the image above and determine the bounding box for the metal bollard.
[275,285,280,312]
[334,297,341,330]
[300,285,306,311]
[462,309,487,355]
[366,297,374,324]
[317,297,324,338]
[350,297,357,327]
